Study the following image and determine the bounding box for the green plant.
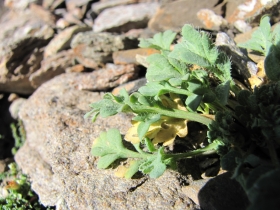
[86,24,235,178]
[0,121,53,210]
[86,16,280,210]
[10,120,26,155]
[0,163,53,210]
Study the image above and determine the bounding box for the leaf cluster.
[86,24,237,179]
[238,15,280,81]
[86,16,280,210]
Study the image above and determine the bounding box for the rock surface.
[15,74,198,209]
[0,0,278,209]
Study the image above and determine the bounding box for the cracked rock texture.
[15,73,197,209]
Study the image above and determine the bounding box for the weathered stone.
[113,48,159,65]
[15,73,197,209]
[197,9,228,30]
[4,0,39,10]
[30,50,76,89]
[44,25,91,58]
[148,0,223,32]
[226,0,280,27]
[112,77,147,95]
[91,0,137,14]
[65,64,85,73]
[9,97,27,119]
[0,9,55,94]
[93,2,159,33]
[71,31,139,68]
[215,32,258,86]
[42,0,65,11]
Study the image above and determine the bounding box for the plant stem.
[165,141,220,160]
[128,103,213,126]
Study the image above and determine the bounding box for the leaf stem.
[128,103,213,126]
[165,141,220,160]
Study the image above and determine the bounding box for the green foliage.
[238,15,280,81]
[10,120,26,155]
[0,163,53,210]
[86,17,280,210]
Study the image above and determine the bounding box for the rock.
[9,97,27,119]
[30,50,76,89]
[197,9,228,30]
[91,0,137,14]
[112,48,159,65]
[15,73,197,209]
[198,173,249,210]
[215,32,258,86]
[71,31,139,69]
[148,0,223,32]
[112,77,147,95]
[44,25,91,58]
[226,0,280,27]
[42,0,65,11]
[93,2,159,33]
[0,9,55,94]
[182,178,210,205]
[4,0,39,10]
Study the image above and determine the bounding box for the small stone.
[71,31,139,68]
[44,25,91,58]
[30,50,76,88]
[148,0,222,32]
[65,64,85,73]
[93,2,159,33]
[91,0,137,14]
[9,97,27,119]
[112,77,146,95]
[113,48,159,65]
[197,9,227,30]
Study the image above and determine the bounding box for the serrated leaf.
[146,54,182,82]
[215,81,230,105]
[97,154,120,169]
[169,44,211,67]
[139,147,167,178]
[185,94,202,111]
[144,137,157,152]
[168,56,188,75]
[139,30,177,51]
[137,114,161,140]
[168,78,183,86]
[139,82,165,96]
[264,45,280,81]
[238,15,272,56]
[221,149,241,171]
[124,160,143,179]
[92,129,142,168]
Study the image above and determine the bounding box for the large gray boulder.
[15,72,197,209]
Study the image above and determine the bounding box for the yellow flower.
[124,117,188,146]
[124,93,188,146]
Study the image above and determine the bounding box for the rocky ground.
[0,0,279,209]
